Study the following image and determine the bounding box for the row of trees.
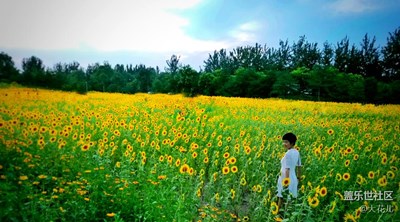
[0,27,399,104]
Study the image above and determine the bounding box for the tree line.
[0,27,399,104]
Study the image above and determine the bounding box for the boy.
[277,132,302,211]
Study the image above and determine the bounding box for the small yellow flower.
[282,178,290,187]
[107,213,115,217]
[343,173,350,181]
[231,166,238,173]
[308,196,320,208]
[240,177,247,186]
[368,171,375,179]
[19,175,28,181]
[387,170,395,179]
[329,200,336,213]
[222,166,230,175]
[319,187,327,197]
[271,201,279,215]
[378,176,387,187]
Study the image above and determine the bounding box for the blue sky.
[0,0,399,71]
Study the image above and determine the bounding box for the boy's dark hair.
[282,132,297,145]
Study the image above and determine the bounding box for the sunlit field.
[0,87,399,221]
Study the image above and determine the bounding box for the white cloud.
[327,0,380,13]
[229,21,262,43]
[0,0,228,54]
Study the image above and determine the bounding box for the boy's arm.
[285,168,290,178]
[296,166,302,181]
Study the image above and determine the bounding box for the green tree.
[364,77,378,103]
[276,40,291,70]
[359,34,381,79]
[87,62,113,92]
[165,55,180,74]
[198,72,216,96]
[271,70,297,98]
[229,43,265,71]
[307,66,337,101]
[334,37,350,73]
[212,69,232,96]
[165,55,181,93]
[22,56,46,86]
[177,65,199,97]
[0,52,20,83]
[291,67,311,96]
[382,27,400,80]
[321,41,334,67]
[291,36,320,70]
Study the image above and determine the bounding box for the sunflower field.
[0,87,399,222]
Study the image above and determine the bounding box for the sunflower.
[392,201,398,212]
[179,164,189,174]
[319,187,327,197]
[107,213,115,217]
[368,171,375,179]
[222,166,230,175]
[230,189,235,199]
[242,216,249,221]
[270,201,279,215]
[336,173,342,181]
[356,174,365,185]
[327,129,334,135]
[188,168,194,175]
[240,177,247,186]
[335,191,344,200]
[282,178,290,187]
[353,154,359,160]
[231,166,238,173]
[223,152,230,159]
[343,173,350,181]
[203,148,208,155]
[387,170,395,179]
[167,156,173,163]
[175,159,181,167]
[381,156,388,165]
[81,144,90,151]
[343,213,356,222]
[203,157,209,164]
[257,184,262,193]
[378,176,387,187]
[355,207,362,219]
[229,157,237,164]
[329,200,336,213]
[192,152,198,159]
[308,196,319,208]
[344,159,350,167]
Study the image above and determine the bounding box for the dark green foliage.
[382,27,400,80]
[0,26,399,103]
[0,52,20,83]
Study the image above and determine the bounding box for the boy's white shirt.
[277,148,302,198]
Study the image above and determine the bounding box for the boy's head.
[282,132,297,148]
